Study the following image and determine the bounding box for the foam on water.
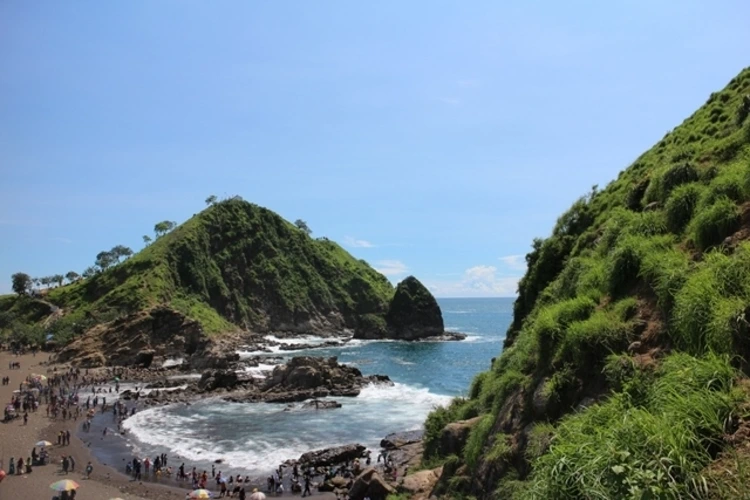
[122,382,451,475]
[162,357,184,368]
[241,363,278,378]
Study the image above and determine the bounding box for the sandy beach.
[0,351,336,500]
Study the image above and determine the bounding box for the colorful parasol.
[31,373,47,381]
[50,479,80,491]
[249,491,266,500]
[35,440,53,447]
[188,489,213,499]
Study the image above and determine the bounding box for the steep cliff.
[424,68,750,498]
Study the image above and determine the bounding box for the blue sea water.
[113,298,513,476]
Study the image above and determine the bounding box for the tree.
[294,219,312,236]
[143,235,152,246]
[40,276,51,289]
[154,220,177,238]
[110,245,133,262]
[65,271,80,283]
[205,195,218,206]
[52,274,64,288]
[95,251,115,271]
[11,272,32,295]
[32,277,40,289]
[82,266,96,279]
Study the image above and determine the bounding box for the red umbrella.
[0,469,6,482]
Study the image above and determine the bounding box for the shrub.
[688,196,740,250]
[665,183,703,232]
[607,237,642,296]
[524,354,740,500]
[464,413,494,471]
[554,309,632,369]
[644,163,698,203]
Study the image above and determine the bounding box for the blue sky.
[1,2,749,297]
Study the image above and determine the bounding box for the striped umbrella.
[189,490,213,499]
[50,479,80,491]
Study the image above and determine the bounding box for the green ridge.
[2,198,395,338]
[428,67,750,498]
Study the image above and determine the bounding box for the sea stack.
[354,276,450,340]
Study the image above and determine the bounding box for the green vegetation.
[425,68,750,498]
[1,197,396,342]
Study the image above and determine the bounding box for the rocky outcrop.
[223,356,392,403]
[381,430,423,450]
[355,276,465,341]
[298,444,367,468]
[349,468,396,500]
[56,307,207,368]
[439,416,483,457]
[198,369,239,391]
[400,467,443,499]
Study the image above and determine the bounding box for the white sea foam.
[121,381,452,474]
[241,363,278,378]
[167,373,202,381]
[263,334,346,346]
[162,357,184,368]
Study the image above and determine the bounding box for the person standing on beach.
[85,461,93,479]
[302,475,312,497]
[69,455,75,472]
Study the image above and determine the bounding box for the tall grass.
[523,354,740,499]
[672,244,750,354]
[665,183,704,232]
[688,196,741,250]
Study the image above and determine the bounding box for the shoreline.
[0,351,338,499]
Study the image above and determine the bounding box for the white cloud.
[498,254,526,271]
[426,265,521,298]
[375,260,409,277]
[344,236,374,248]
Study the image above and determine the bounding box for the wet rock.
[199,369,239,391]
[298,443,367,468]
[300,399,342,410]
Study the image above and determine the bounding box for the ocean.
[94,298,513,477]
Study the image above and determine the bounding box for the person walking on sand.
[302,475,312,497]
[85,461,93,479]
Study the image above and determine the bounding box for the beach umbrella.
[249,490,266,500]
[50,479,80,491]
[35,440,53,447]
[188,490,213,499]
[31,373,47,382]
[0,469,6,483]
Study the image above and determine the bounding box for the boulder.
[298,443,366,468]
[349,468,396,500]
[439,416,483,457]
[400,467,442,497]
[300,400,342,410]
[380,430,423,450]
[199,369,239,392]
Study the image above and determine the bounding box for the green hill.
[425,68,750,499]
[2,198,396,343]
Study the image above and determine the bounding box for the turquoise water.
[118,298,512,476]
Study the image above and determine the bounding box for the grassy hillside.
[2,198,394,340]
[426,68,750,498]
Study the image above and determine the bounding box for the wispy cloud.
[375,260,409,277]
[498,254,526,271]
[344,236,374,248]
[425,265,521,298]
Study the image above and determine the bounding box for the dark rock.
[349,468,396,500]
[199,369,239,392]
[298,444,366,468]
[355,276,449,341]
[300,399,342,410]
[380,430,423,450]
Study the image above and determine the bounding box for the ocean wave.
[263,335,347,345]
[241,363,278,378]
